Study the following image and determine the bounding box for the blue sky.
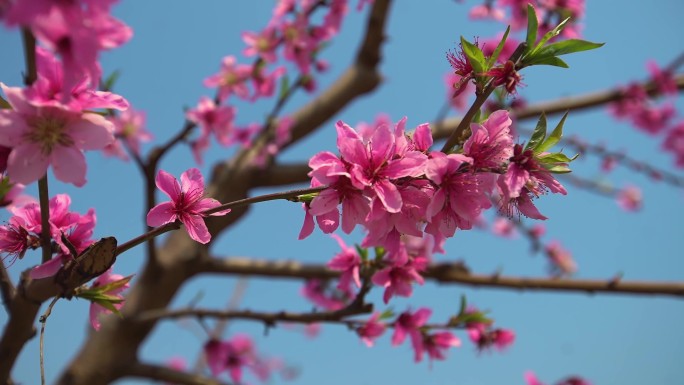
[1,1,683,384]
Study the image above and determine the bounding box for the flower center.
[25,111,73,154]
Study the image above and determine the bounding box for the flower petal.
[155,170,181,201]
[146,202,177,227]
[51,145,87,186]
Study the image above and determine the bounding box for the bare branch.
[125,362,234,385]
[138,304,373,325]
[0,260,15,313]
[200,257,684,298]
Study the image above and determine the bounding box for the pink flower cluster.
[0,193,97,278]
[471,0,585,38]
[301,111,568,302]
[392,308,461,364]
[190,0,371,164]
[610,60,683,169]
[2,0,132,96]
[204,335,288,384]
[0,47,129,186]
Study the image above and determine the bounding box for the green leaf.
[379,308,394,320]
[95,275,133,294]
[92,299,123,317]
[278,74,290,100]
[0,177,13,200]
[526,113,547,151]
[458,294,467,316]
[101,70,121,92]
[543,164,572,173]
[536,111,568,153]
[525,4,538,52]
[460,36,486,73]
[487,26,511,68]
[355,244,368,262]
[536,39,604,57]
[524,55,569,68]
[533,16,570,54]
[374,246,386,260]
[0,95,10,109]
[537,152,576,164]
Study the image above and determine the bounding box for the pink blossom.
[4,1,132,94]
[617,185,642,212]
[469,4,505,20]
[631,103,676,135]
[486,60,524,95]
[242,27,279,63]
[89,269,129,331]
[337,121,426,213]
[301,279,348,310]
[525,371,548,385]
[492,217,518,238]
[186,96,235,146]
[27,198,96,279]
[529,223,546,239]
[663,121,684,168]
[362,180,432,256]
[204,56,252,102]
[609,83,647,120]
[251,66,286,100]
[646,60,678,96]
[420,331,461,363]
[464,109,514,169]
[281,14,316,73]
[545,240,576,276]
[372,254,427,304]
[104,108,152,160]
[425,152,492,238]
[497,144,567,217]
[204,335,257,383]
[498,0,533,30]
[447,43,476,96]
[481,34,520,63]
[0,216,35,263]
[23,47,128,111]
[321,0,348,39]
[356,312,386,347]
[0,83,115,186]
[327,234,361,290]
[468,327,515,352]
[444,72,473,111]
[146,168,230,244]
[392,308,431,360]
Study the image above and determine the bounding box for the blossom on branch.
[146,168,230,244]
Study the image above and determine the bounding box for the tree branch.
[200,257,684,298]
[124,362,234,385]
[433,73,684,139]
[138,304,373,326]
[0,260,15,314]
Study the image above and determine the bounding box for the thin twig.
[37,176,52,263]
[21,28,37,85]
[39,297,60,385]
[203,185,326,215]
